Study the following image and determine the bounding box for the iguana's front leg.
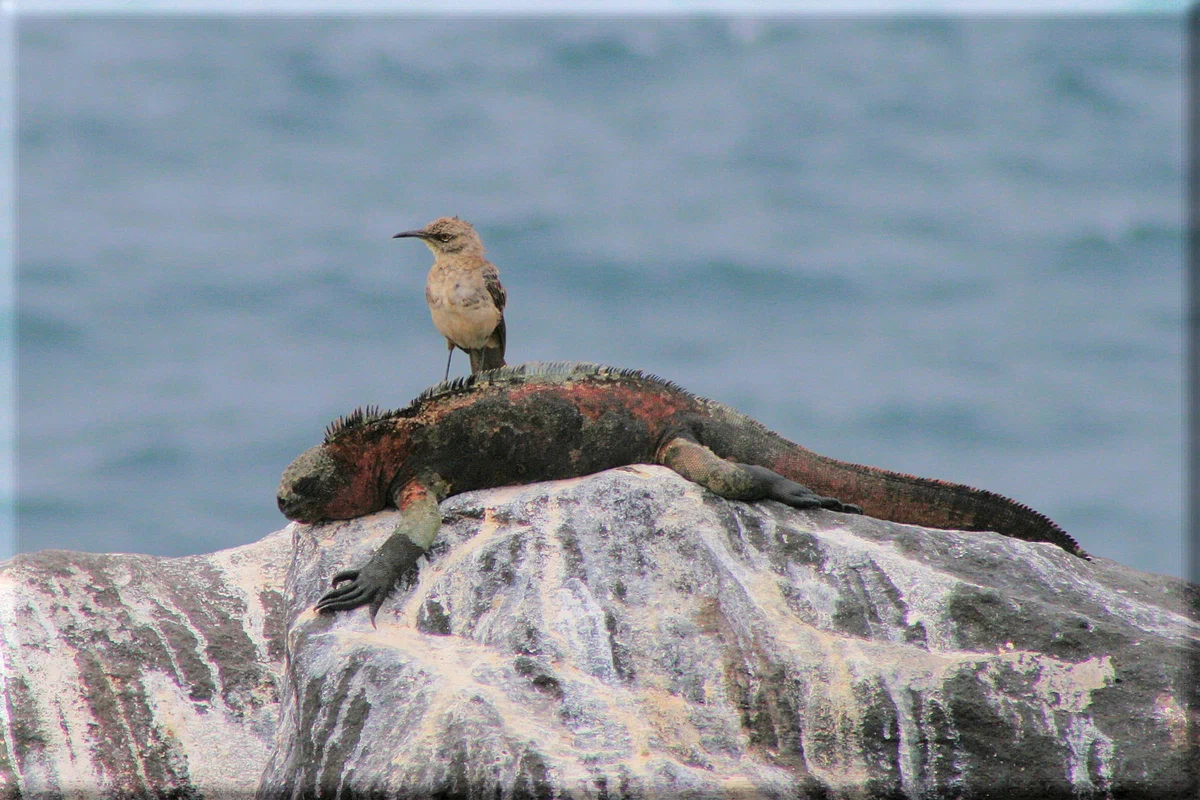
[658,436,862,514]
[314,481,442,623]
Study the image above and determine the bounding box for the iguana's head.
[276,443,385,523]
[392,216,484,257]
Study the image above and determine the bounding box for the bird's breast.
[426,268,501,348]
[427,266,490,305]
[428,303,501,349]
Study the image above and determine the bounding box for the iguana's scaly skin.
[278,362,1088,620]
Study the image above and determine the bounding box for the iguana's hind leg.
[658,437,862,514]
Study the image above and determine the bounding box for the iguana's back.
[398,363,703,494]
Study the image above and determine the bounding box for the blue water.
[15,17,1185,577]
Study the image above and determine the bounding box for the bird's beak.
[393,229,429,239]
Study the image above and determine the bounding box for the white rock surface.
[1,528,292,798]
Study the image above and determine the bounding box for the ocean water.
[16,17,1185,576]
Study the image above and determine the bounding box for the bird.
[393,217,507,381]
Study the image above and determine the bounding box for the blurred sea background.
[14,16,1184,576]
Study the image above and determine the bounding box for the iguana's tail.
[771,446,1090,560]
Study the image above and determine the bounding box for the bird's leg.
[443,340,455,382]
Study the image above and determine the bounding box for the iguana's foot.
[739,465,863,514]
[315,533,426,624]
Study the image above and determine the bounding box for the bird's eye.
[438,233,452,242]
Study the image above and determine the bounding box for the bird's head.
[393,216,484,256]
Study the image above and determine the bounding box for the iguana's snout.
[277,443,384,523]
[276,486,317,522]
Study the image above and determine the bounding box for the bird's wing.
[490,314,506,359]
[483,264,507,313]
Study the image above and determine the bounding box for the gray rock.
[3,466,1196,798]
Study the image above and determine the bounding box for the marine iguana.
[277,362,1088,620]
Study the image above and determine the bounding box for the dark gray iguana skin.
[277,362,1088,620]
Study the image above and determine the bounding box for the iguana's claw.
[329,568,359,587]
[766,474,861,515]
[822,498,863,514]
[314,531,427,623]
[315,564,396,619]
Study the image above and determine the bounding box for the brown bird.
[393,217,507,381]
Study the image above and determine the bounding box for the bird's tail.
[469,346,506,373]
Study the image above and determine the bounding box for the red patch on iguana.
[321,427,417,519]
[396,481,434,511]
[508,382,692,427]
[409,390,487,425]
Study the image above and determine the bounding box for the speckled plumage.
[393,216,507,380]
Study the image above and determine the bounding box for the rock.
[261,466,1197,800]
[0,527,291,798]
[3,465,1196,798]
